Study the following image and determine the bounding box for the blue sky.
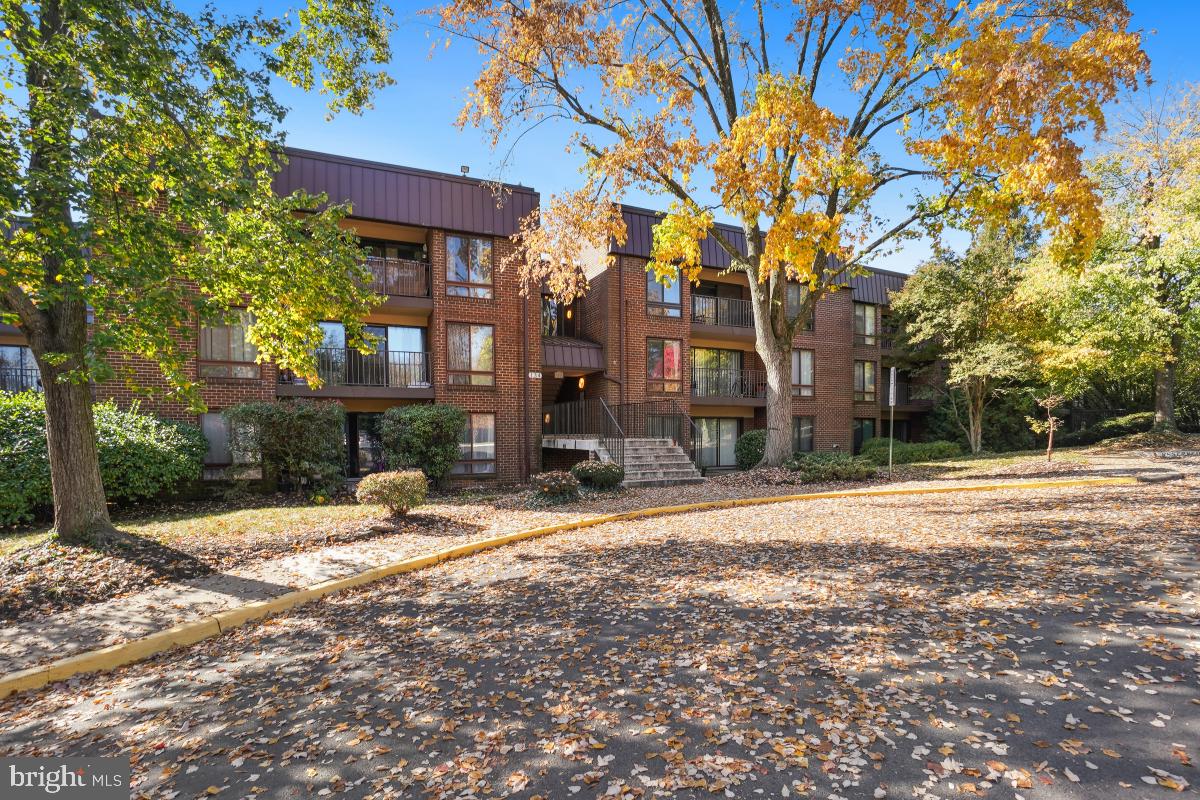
[262,0,1199,274]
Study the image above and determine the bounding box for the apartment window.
[785,283,814,331]
[541,296,578,337]
[446,235,494,298]
[792,416,815,453]
[854,360,877,402]
[791,349,814,397]
[0,345,40,392]
[452,413,496,475]
[853,417,877,454]
[646,270,681,317]
[854,302,877,345]
[647,338,682,393]
[200,413,256,467]
[447,323,495,386]
[696,418,740,468]
[199,310,259,379]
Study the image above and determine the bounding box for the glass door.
[387,326,429,387]
[697,418,740,468]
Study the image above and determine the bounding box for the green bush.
[783,452,878,483]
[570,460,625,490]
[923,390,1037,452]
[531,470,580,504]
[355,469,428,515]
[734,429,766,470]
[1057,411,1155,447]
[224,400,345,499]
[379,404,468,489]
[859,437,963,465]
[0,393,206,526]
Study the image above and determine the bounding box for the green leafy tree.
[891,226,1033,453]
[1020,86,1200,430]
[0,0,394,543]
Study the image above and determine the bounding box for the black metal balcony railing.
[365,257,431,298]
[278,348,430,388]
[0,367,42,393]
[883,381,934,407]
[692,295,753,328]
[691,367,767,399]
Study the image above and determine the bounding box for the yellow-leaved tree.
[432,0,1147,465]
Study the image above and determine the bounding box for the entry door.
[387,326,428,387]
[347,412,385,476]
[697,418,739,468]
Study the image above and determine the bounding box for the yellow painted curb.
[0,475,1137,700]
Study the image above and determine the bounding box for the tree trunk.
[760,341,793,466]
[1046,410,1055,463]
[30,342,116,544]
[1153,331,1181,431]
[965,383,985,454]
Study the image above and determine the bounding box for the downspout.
[521,291,531,480]
[617,255,626,405]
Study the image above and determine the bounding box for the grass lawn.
[0,502,389,557]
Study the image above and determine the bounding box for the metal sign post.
[888,366,896,479]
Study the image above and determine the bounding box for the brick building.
[0,149,928,485]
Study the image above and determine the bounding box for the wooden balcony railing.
[691,366,767,399]
[0,366,42,393]
[692,295,754,328]
[279,348,431,388]
[365,257,430,298]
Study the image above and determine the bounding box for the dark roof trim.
[274,147,539,238]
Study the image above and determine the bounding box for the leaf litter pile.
[1,480,1197,799]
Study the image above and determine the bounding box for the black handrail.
[279,349,430,388]
[0,367,42,393]
[692,294,753,328]
[542,398,626,466]
[364,257,431,298]
[691,367,767,399]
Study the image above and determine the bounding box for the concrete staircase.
[597,437,705,488]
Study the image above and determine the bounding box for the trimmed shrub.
[0,393,206,526]
[859,437,963,465]
[380,404,468,489]
[531,470,580,504]
[734,429,766,470]
[1057,411,1155,447]
[224,400,345,499]
[356,469,428,515]
[783,452,877,483]
[570,460,625,490]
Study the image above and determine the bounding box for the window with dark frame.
[646,270,681,317]
[854,302,877,345]
[446,235,494,298]
[854,360,877,402]
[853,417,877,454]
[447,323,495,386]
[0,344,40,392]
[791,349,815,397]
[199,310,259,379]
[646,338,682,393]
[785,283,815,331]
[452,413,496,475]
[792,416,815,453]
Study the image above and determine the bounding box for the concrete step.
[622,476,707,488]
[623,468,702,480]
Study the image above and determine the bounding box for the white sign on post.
[889,366,897,407]
[887,366,897,479]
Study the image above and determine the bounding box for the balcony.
[0,366,42,393]
[691,295,754,333]
[691,366,767,404]
[883,381,934,409]
[365,257,431,300]
[277,348,433,399]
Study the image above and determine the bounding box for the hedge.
[734,429,766,470]
[783,452,878,483]
[379,404,467,489]
[0,392,206,526]
[570,460,625,490]
[531,470,580,505]
[858,437,963,465]
[224,400,345,499]
[1057,411,1155,447]
[356,469,428,515]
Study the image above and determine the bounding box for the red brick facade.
[3,149,924,485]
